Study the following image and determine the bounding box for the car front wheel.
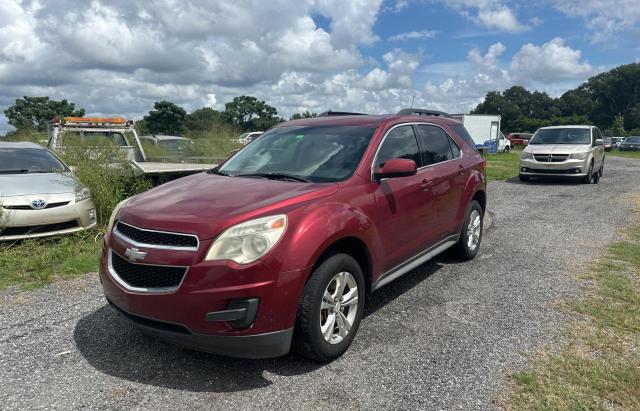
[294,253,365,362]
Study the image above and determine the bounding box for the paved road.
[2,156,640,410]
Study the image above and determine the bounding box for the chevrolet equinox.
[100,109,487,361]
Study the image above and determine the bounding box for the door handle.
[458,165,464,175]
[420,179,432,191]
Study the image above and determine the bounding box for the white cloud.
[389,30,437,41]
[553,0,640,43]
[0,0,599,133]
[436,0,527,32]
[510,38,593,83]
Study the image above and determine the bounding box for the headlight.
[205,215,287,264]
[520,151,533,160]
[75,186,91,202]
[107,198,131,233]
[570,152,589,160]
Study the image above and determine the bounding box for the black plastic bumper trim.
[107,299,292,359]
[205,298,259,329]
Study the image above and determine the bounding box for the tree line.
[2,95,316,138]
[472,63,640,136]
[4,62,639,138]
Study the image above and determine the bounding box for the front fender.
[264,202,379,275]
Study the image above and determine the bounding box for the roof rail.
[317,110,368,117]
[50,117,134,127]
[396,108,450,117]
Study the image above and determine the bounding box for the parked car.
[611,137,625,148]
[619,136,640,151]
[498,131,511,153]
[140,135,195,155]
[235,131,263,145]
[603,137,614,152]
[100,109,487,361]
[519,125,605,183]
[0,142,97,241]
[507,132,533,147]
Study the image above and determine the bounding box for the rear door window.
[415,124,458,166]
[376,125,422,168]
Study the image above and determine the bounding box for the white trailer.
[450,114,509,153]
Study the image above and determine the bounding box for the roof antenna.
[410,94,416,109]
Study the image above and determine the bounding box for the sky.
[1,0,639,133]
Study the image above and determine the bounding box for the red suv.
[100,109,487,361]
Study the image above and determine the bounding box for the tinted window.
[220,126,375,183]
[415,125,456,165]
[451,124,477,151]
[0,148,67,174]
[375,125,421,168]
[449,138,461,158]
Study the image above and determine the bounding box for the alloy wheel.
[320,271,359,344]
[467,209,482,251]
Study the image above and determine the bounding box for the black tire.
[519,174,530,182]
[582,161,594,184]
[451,200,483,261]
[598,161,604,178]
[293,253,365,362]
[504,146,511,153]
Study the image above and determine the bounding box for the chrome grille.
[533,154,569,163]
[114,221,198,250]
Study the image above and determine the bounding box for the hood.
[525,144,590,154]
[118,172,338,239]
[0,172,78,197]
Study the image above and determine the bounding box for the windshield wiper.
[0,169,29,174]
[235,172,311,183]
[207,167,230,176]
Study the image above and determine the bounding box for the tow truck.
[47,117,214,179]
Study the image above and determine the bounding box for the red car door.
[373,125,437,271]
[414,124,466,240]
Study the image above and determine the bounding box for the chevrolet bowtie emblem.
[124,247,147,262]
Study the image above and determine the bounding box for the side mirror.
[594,139,604,146]
[374,158,417,180]
[69,165,77,172]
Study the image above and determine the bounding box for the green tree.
[224,96,283,131]
[611,114,626,136]
[4,96,85,132]
[624,103,640,130]
[184,107,225,133]
[290,111,317,120]
[143,101,187,135]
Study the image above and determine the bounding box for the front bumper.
[99,232,309,358]
[108,300,293,358]
[0,198,96,241]
[519,157,589,177]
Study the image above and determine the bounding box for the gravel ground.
[1,156,640,410]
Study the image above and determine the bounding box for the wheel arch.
[310,236,373,295]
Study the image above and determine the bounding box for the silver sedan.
[0,141,97,241]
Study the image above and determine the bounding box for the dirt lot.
[1,156,640,409]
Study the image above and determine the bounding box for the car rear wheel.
[293,253,365,362]
[451,200,483,261]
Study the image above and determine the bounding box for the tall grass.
[60,144,153,226]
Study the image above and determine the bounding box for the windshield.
[219,126,376,183]
[530,128,591,145]
[0,148,67,174]
[624,136,640,143]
